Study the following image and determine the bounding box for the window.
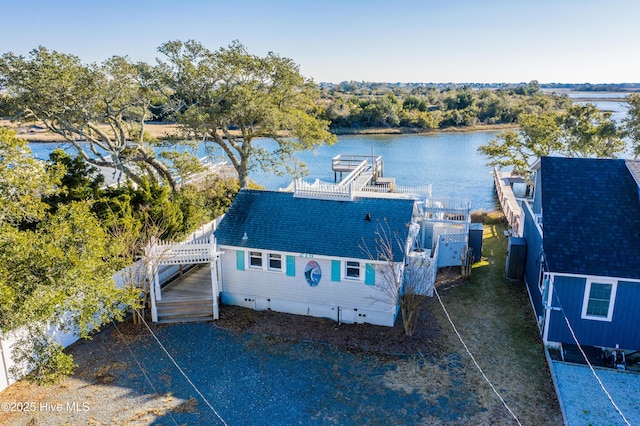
[586,283,612,316]
[346,261,361,280]
[268,253,282,271]
[249,251,263,268]
[581,279,617,321]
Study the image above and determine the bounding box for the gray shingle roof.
[541,156,640,279]
[626,159,640,186]
[214,190,415,262]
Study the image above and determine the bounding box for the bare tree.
[362,220,435,337]
[109,215,173,325]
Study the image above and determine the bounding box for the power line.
[112,319,180,426]
[434,287,523,425]
[137,312,228,426]
[551,289,631,426]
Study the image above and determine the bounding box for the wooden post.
[148,263,158,322]
[210,237,219,320]
[154,264,161,302]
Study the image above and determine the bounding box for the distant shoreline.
[331,123,517,136]
[13,121,518,143]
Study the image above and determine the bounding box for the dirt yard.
[0,216,562,425]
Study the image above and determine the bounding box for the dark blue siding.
[548,276,640,350]
[522,202,544,319]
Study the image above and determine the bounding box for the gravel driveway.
[2,319,482,425]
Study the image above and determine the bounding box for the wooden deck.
[493,167,525,237]
[161,265,213,302]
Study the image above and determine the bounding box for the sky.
[1,0,639,84]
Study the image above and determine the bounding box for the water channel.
[27,97,632,213]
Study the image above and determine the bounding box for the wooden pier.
[493,167,525,236]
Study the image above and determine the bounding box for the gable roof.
[214,189,415,262]
[540,156,640,279]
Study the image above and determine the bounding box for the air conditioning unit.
[505,237,526,282]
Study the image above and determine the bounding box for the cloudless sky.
[1,0,639,84]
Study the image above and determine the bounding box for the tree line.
[478,95,640,176]
[319,80,571,131]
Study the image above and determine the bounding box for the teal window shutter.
[331,260,341,281]
[286,255,295,276]
[365,264,375,285]
[236,250,245,270]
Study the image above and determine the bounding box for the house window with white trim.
[268,253,282,271]
[581,279,617,321]
[345,261,362,280]
[249,251,263,268]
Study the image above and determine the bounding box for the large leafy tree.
[559,103,625,158]
[158,40,337,187]
[0,128,139,383]
[478,104,625,174]
[477,112,562,175]
[0,127,61,224]
[623,93,640,158]
[0,47,179,191]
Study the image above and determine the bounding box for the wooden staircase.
[156,298,214,324]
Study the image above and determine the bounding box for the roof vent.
[365,213,371,221]
[242,232,248,240]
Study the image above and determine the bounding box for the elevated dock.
[493,167,525,236]
[332,154,383,183]
[284,154,432,200]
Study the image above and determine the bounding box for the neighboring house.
[521,156,640,357]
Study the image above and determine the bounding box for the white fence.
[0,217,222,393]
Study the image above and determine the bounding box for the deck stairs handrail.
[338,159,369,186]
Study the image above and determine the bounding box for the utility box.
[506,237,526,282]
[468,223,484,263]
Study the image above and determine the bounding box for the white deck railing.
[332,154,382,173]
[148,239,214,265]
[493,167,522,236]
[293,178,354,200]
[393,184,433,197]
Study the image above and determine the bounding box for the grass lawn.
[409,212,562,424]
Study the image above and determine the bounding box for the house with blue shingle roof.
[213,183,471,327]
[214,189,418,326]
[144,155,472,326]
[522,156,640,359]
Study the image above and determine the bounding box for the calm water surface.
[28,98,632,213]
[30,132,502,211]
[251,132,501,211]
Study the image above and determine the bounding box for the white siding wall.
[219,247,397,327]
